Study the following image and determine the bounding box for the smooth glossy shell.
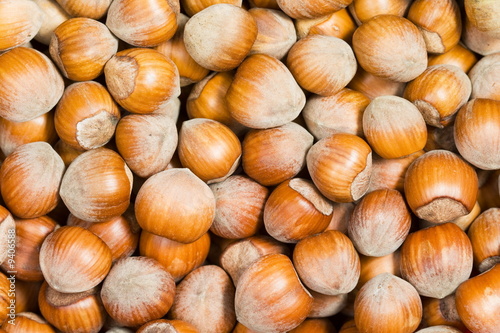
[454,99,500,170]
[0,142,65,219]
[49,17,118,81]
[106,0,177,47]
[135,168,215,243]
[404,150,478,223]
[354,273,422,333]
[0,0,43,51]
[306,133,372,203]
[235,254,313,332]
[104,48,180,114]
[400,223,473,299]
[352,15,427,82]
[59,148,133,222]
[169,265,236,332]
[39,226,112,293]
[55,81,120,151]
[0,47,64,122]
[183,4,257,71]
[226,54,306,129]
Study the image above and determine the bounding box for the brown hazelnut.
[0,142,65,219]
[169,265,236,333]
[59,148,133,223]
[307,133,372,203]
[0,47,64,123]
[183,4,257,71]
[226,54,306,129]
[400,223,473,299]
[242,122,313,186]
[54,81,121,151]
[50,18,118,81]
[352,15,427,82]
[101,256,176,327]
[106,0,178,47]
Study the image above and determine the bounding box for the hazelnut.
[0,312,56,333]
[39,226,112,293]
[178,118,242,184]
[403,65,472,128]
[404,150,478,223]
[209,175,269,239]
[248,8,296,60]
[54,81,121,151]
[407,0,462,54]
[362,96,427,159]
[115,113,178,178]
[454,98,500,170]
[348,0,412,24]
[421,295,466,331]
[427,43,478,73]
[104,48,180,115]
[287,35,357,96]
[242,122,313,186]
[235,254,313,332]
[348,189,411,257]
[169,265,236,333]
[354,273,422,333]
[181,0,242,16]
[455,263,500,333]
[293,230,360,295]
[101,256,176,327]
[400,223,473,299]
[135,168,215,243]
[0,216,58,282]
[49,18,118,81]
[307,133,372,203]
[302,88,369,140]
[139,231,210,282]
[468,52,500,101]
[276,0,353,19]
[294,8,356,42]
[226,54,306,129]
[106,0,178,47]
[59,148,133,223]
[38,282,106,333]
[0,0,43,51]
[0,142,65,219]
[264,178,333,243]
[54,0,112,19]
[0,47,64,123]
[0,111,57,157]
[464,0,500,39]
[183,4,257,71]
[467,208,500,272]
[352,15,427,82]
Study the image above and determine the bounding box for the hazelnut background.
[0,1,499,332]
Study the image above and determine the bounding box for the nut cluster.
[0,0,499,332]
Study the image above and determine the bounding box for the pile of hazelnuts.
[0,0,499,332]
